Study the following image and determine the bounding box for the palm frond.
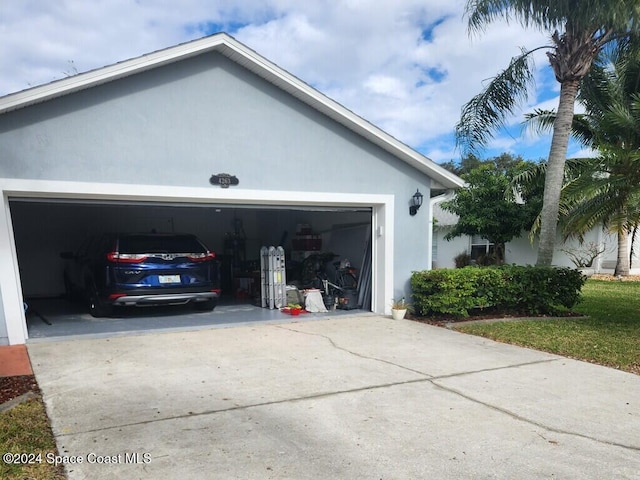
[466,0,640,36]
[508,161,545,201]
[523,109,556,135]
[456,48,536,154]
[523,108,595,146]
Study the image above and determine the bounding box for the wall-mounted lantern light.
[409,189,423,216]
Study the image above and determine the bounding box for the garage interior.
[11,199,372,340]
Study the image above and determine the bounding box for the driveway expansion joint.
[54,376,434,437]
[429,379,640,453]
[428,358,561,381]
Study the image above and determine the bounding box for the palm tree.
[561,155,640,276]
[518,40,640,275]
[456,0,640,266]
[569,42,640,275]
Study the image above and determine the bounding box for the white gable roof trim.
[0,33,464,190]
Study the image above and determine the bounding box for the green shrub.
[410,266,586,317]
[499,265,586,314]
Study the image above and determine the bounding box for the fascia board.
[0,35,230,115]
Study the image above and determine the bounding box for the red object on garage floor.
[0,345,33,376]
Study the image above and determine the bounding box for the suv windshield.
[118,235,207,254]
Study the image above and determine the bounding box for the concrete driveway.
[28,315,640,479]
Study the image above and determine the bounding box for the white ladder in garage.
[260,246,287,309]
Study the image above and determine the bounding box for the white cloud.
[0,0,560,162]
[569,146,599,159]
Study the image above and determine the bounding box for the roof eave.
[0,34,231,115]
[219,37,464,189]
[0,32,465,190]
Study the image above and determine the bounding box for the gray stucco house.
[0,33,463,345]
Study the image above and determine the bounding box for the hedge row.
[410,265,586,317]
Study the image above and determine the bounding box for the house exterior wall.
[0,293,6,341]
[0,53,429,191]
[434,225,639,273]
[0,51,435,344]
[432,230,468,269]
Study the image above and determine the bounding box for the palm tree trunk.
[630,225,638,269]
[536,79,581,266]
[615,228,630,276]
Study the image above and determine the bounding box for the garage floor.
[25,297,367,342]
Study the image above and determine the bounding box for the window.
[470,235,495,263]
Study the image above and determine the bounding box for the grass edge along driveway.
[456,279,640,375]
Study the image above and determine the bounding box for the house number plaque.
[210,173,239,188]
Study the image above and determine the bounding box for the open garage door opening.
[11,198,372,339]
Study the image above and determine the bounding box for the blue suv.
[61,233,221,317]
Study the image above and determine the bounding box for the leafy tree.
[440,154,483,176]
[456,0,640,267]
[441,153,530,176]
[441,160,542,264]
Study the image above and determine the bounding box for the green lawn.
[456,279,640,374]
[0,396,66,480]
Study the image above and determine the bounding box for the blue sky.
[0,0,591,165]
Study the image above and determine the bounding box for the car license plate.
[159,275,181,284]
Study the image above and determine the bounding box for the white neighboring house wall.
[432,202,640,273]
[427,190,457,270]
